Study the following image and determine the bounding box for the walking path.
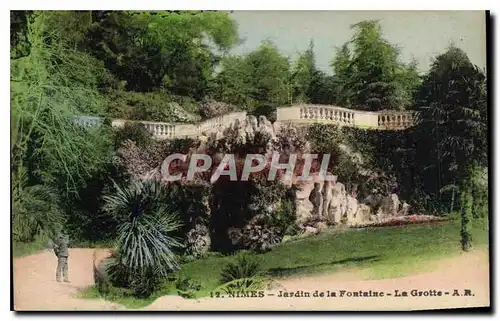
[13,248,489,311]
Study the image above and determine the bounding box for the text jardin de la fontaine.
[275,289,474,298]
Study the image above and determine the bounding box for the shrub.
[237,224,282,253]
[216,277,265,295]
[129,267,164,298]
[251,103,277,123]
[114,122,153,150]
[106,90,200,123]
[12,184,64,243]
[220,252,263,284]
[198,99,235,119]
[102,179,183,295]
[175,277,202,299]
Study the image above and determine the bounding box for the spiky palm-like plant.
[103,179,183,279]
[220,252,262,284]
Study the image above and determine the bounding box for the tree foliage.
[331,20,420,110]
[414,46,487,249]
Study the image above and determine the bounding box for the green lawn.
[79,219,489,308]
[12,240,47,258]
[178,219,488,293]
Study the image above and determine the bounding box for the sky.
[228,11,487,74]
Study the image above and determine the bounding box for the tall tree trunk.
[460,182,473,251]
[450,180,456,213]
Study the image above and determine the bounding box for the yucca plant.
[103,179,183,283]
[220,252,262,284]
[216,277,265,295]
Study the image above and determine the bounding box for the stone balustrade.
[376,111,416,130]
[75,111,249,140]
[75,105,416,140]
[276,104,417,130]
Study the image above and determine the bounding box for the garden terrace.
[75,105,418,140]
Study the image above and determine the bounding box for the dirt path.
[13,248,490,311]
[13,249,121,311]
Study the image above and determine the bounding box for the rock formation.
[293,175,408,227]
[309,182,323,219]
[258,115,276,139]
[186,224,211,258]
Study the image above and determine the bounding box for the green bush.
[220,252,263,284]
[215,277,265,295]
[130,268,164,298]
[175,277,201,299]
[114,122,153,150]
[12,184,64,243]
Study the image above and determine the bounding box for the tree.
[11,11,114,241]
[84,11,239,97]
[291,40,317,104]
[331,20,420,110]
[308,71,337,105]
[414,46,487,250]
[246,40,291,107]
[213,40,291,111]
[212,55,255,109]
[331,43,354,106]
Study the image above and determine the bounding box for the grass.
[13,238,116,258]
[78,285,163,309]
[12,240,47,258]
[79,219,489,308]
[175,219,489,295]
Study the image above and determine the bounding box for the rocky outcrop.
[258,115,276,140]
[293,176,409,227]
[186,224,211,258]
[376,193,401,218]
[345,195,359,225]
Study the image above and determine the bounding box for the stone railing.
[376,111,416,130]
[74,111,248,140]
[276,104,417,130]
[75,105,416,140]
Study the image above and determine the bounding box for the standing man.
[53,233,70,283]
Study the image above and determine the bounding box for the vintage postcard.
[11,10,490,311]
